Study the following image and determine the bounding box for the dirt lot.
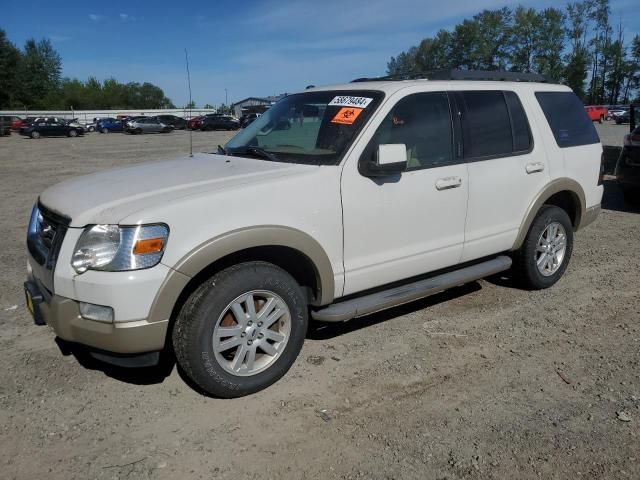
[0,125,639,480]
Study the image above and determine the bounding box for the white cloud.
[88,14,103,22]
[49,34,71,43]
[119,13,136,22]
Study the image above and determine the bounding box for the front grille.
[27,203,69,271]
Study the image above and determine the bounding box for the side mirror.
[362,144,408,177]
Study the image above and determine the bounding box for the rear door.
[455,89,550,262]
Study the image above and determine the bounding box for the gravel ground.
[0,127,639,480]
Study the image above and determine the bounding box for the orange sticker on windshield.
[331,107,363,125]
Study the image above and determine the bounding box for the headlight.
[71,224,169,274]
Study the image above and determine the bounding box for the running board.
[312,255,512,322]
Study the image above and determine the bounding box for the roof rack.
[351,69,551,84]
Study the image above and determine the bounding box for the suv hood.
[39,153,314,227]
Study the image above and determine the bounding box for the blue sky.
[3,0,639,107]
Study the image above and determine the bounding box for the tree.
[15,38,62,108]
[185,100,196,109]
[534,8,565,81]
[564,1,591,98]
[0,29,22,108]
[510,7,542,73]
[203,103,214,109]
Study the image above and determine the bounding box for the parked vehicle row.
[2,112,248,138]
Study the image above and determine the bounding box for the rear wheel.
[101,127,109,134]
[30,131,40,139]
[513,205,573,290]
[172,262,308,398]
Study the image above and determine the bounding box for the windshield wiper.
[217,144,227,155]
[239,146,280,162]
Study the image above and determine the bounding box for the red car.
[584,105,608,123]
[11,116,24,130]
[187,116,204,130]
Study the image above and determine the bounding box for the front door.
[341,91,469,296]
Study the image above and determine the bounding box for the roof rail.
[351,69,551,83]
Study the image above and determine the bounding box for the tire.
[172,261,308,398]
[599,115,604,124]
[101,128,109,134]
[513,205,574,290]
[88,126,95,132]
[68,129,78,137]
[30,131,40,139]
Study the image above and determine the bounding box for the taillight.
[598,151,604,186]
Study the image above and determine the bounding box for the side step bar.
[312,255,512,322]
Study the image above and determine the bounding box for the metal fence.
[0,108,218,121]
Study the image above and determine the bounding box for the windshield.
[225,90,384,165]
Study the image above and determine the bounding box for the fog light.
[79,302,114,323]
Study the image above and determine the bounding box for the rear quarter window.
[535,92,600,148]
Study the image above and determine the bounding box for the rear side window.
[459,91,512,158]
[535,92,599,148]
[457,90,532,159]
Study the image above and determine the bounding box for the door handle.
[435,176,463,191]
[526,162,545,174]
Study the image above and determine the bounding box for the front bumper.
[25,279,168,354]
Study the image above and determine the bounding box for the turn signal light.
[133,238,165,255]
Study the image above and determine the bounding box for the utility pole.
[225,88,228,106]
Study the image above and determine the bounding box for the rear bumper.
[26,280,168,354]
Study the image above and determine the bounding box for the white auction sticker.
[328,96,373,108]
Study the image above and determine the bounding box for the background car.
[10,116,23,131]
[200,115,240,131]
[97,118,124,133]
[240,112,261,128]
[20,117,84,138]
[585,105,608,123]
[615,110,631,124]
[0,116,13,136]
[125,116,173,134]
[616,125,640,204]
[187,115,204,130]
[606,105,629,120]
[157,115,186,130]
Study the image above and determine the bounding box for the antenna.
[185,48,193,157]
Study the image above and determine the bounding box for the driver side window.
[369,92,454,170]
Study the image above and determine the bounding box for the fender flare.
[147,226,335,322]
[511,178,586,251]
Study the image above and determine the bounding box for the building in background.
[232,94,287,119]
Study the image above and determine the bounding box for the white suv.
[25,72,603,397]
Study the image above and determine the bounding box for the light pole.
[225,88,228,106]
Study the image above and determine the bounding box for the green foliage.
[0,30,21,108]
[386,0,638,103]
[216,103,234,115]
[0,29,175,109]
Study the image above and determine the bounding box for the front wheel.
[68,129,78,137]
[172,262,308,398]
[101,128,109,134]
[513,205,574,290]
[30,131,41,139]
